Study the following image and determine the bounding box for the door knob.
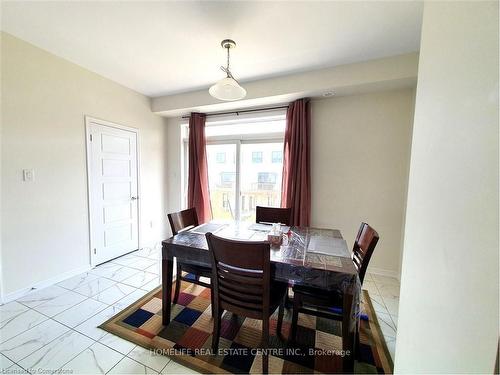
[131,196,138,200]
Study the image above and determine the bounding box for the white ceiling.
[1,1,423,98]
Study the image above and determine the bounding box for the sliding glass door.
[206,140,283,222]
[181,111,286,221]
[239,142,283,222]
[206,144,237,220]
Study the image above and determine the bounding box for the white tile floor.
[0,247,400,374]
[362,273,400,360]
[0,247,197,374]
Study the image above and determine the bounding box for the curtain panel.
[281,98,311,226]
[187,113,212,223]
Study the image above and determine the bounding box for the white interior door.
[87,119,139,265]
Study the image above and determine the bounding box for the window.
[272,151,283,163]
[207,144,236,220]
[216,152,226,163]
[257,172,277,190]
[258,172,277,184]
[205,118,286,137]
[181,112,286,221]
[240,143,283,222]
[221,172,236,185]
[252,151,263,163]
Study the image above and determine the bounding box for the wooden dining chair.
[256,206,292,226]
[289,222,379,349]
[350,223,379,285]
[255,206,293,307]
[206,233,287,374]
[167,208,213,308]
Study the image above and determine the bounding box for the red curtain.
[188,113,212,223]
[281,99,311,226]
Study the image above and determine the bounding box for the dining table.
[161,221,361,371]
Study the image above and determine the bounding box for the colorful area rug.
[100,280,393,374]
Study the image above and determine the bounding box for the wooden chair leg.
[173,263,182,304]
[289,293,301,344]
[212,308,221,353]
[209,287,215,318]
[277,295,285,336]
[342,292,355,373]
[262,317,269,374]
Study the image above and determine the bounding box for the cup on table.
[267,223,289,247]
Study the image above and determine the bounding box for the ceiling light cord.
[220,45,235,80]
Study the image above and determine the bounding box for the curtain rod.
[181,105,289,119]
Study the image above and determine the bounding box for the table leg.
[162,251,174,326]
[342,291,355,373]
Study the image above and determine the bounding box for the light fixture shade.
[209,77,247,101]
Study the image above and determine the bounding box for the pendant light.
[209,39,247,101]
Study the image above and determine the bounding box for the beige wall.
[166,88,415,276]
[1,33,168,299]
[311,90,414,276]
[395,2,498,372]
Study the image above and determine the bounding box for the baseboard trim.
[1,264,93,304]
[367,267,400,281]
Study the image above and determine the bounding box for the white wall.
[1,33,169,299]
[165,118,184,225]
[165,88,415,276]
[311,90,414,276]
[395,2,498,373]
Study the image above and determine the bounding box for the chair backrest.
[255,206,292,226]
[352,222,379,284]
[167,208,199,235]
[205,233,271,320]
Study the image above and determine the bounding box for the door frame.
[84,115,142,267]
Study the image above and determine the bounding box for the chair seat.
[179,263,212,279]
[292,285,343,311]
[293,284,342,299]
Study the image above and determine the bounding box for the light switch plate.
[23,169,35,182]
